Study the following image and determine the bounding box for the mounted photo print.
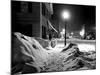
[11,0,96,74]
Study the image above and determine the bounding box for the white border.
[0,0,10,75]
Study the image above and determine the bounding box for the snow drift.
[11,32,96,74]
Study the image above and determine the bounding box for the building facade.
[12,1,41,37]
[12,1,58,39]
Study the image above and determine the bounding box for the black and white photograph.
[11,0,96,74]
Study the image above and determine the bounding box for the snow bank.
[12,32,96,74]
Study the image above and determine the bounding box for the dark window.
[12,23,33,37]
[12,1,21,12]
[21,2,28,13]
[28,2,32,13]
[42,26,47,39]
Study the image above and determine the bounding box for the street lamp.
[62,10,70,20]
[61,10,70,46]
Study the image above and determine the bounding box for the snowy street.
[51,38,96,52]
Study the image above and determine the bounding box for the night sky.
[52,3,96,32]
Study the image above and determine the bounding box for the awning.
[48,20,58,33]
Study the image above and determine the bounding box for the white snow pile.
[11,32,96,74]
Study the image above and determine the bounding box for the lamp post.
[62,10,70,46]
[64,21,67,46]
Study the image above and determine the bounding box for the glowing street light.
[60,29,65,39]
[80,29,85,37]
[71,32,74,35]
[80,26,85,38]
[61,10,70,46]
[62,10,70,20]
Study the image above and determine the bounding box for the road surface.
[54,38,96,52]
